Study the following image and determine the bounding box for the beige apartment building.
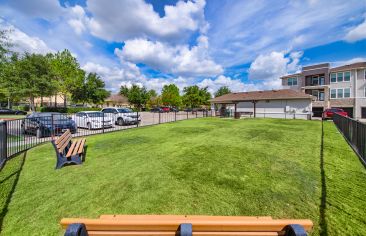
[281,62,366,119]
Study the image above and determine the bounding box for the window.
[331,73,337,83]
[319,91,325,101]
[330,89,337,98]
[319,76,325,85]
[364,87,366,97]
[337,72,343,82]
[364,70,366,80]
[344,88,350,98]
[337,88,343,98]
[311,90,325,101]
[287,77,298,86]
[312,76,319,86]
[344,71,350,81]
[331,88,351,99]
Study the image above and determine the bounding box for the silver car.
[74,111,113,130]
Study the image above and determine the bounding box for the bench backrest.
[61,215,313,236]
[54,130,72,153]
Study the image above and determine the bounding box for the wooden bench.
[51,130,86,169]
[61,215,313,236]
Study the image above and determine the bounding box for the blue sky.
[1,0,366,94]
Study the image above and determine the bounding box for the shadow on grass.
[0,152,26,233]
[319,120,328,236]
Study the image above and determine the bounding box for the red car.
[323,108,348,119]
[161,107,170,113]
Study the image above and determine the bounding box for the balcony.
[304,75,326,87]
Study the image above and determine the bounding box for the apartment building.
[281,62,366,119]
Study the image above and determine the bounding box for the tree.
[214,86,231,97]
[71,72,110,105]
[49,49,81,107]
[12,53,56,111]
[120,84,149,110]
[182,85,202,108]
[182,85,212,108]
[147,89,157,98]
[161,84,181,107]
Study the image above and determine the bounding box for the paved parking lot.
[4,111,209,157]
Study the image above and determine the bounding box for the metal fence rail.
[333,113,366,166]
[0,110,213,170]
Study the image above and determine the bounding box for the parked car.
[150,107,163,113]
[22,112,77,138]
[183,108,193,112]
[170,107,179,112]
[323,108,348,119]
[74,111,113,130]
[101,107,141,126]
[0,108,27,115]
[161,107,170,113]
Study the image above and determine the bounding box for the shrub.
[40,107,101,114]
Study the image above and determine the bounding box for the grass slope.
[0,118,365,235]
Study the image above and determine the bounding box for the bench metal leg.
[64,223,88,236]
[177,223,192,236]
[284,224,307,236]
[56,154,83,169]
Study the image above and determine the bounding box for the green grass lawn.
[0,115,25,120]
[0,118,365,235]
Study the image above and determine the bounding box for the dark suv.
[22,112,77,138]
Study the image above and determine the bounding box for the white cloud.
[86,0,207,42]
[207,0,365,66]
[198,75,246,94]
[67,6,88,35]
[332,57,366,67]
[0,23,54,54]
[345,15,366,42]
[115,36,223,77]
[249,51,302,81]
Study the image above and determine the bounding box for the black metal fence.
[333,113,366,166]
[0,110,213,170]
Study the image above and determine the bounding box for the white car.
[74,111,113,130]
[101,107,141,126]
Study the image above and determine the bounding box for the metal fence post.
[186,111,188,119]
[136,111,139,127]
[51,114,54,138]
[0,121,8,168]
[159,111,161,124]
[103,114,105,133]
[175,111,177,122]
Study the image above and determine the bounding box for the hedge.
[40,107,101,114]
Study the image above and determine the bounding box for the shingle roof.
[209,89,313,103]
[105,94,129,103]
[330,62,366,72]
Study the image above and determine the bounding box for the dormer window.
[287,77,298,86]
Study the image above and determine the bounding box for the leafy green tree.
[71,72,110,105]
[49,49,81,107]
[214,86,231,97]
[147,89,157,98]
[161,84,181,107]
[120,84,149,110]
[12,53,56,111]
[182,86,212,108]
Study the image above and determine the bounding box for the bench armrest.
[64,223,88,236]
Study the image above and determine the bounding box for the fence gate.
[0,121,7,169]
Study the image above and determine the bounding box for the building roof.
[280,73,302,79]
[210,89,313,103]
[105,94,129,103]
[330,62,366,72]
[302,63,330,71]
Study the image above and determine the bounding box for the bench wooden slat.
[60,218,313,232]
[66,141,77,158]
[99,215,273,221]
[72,140,83,156]
[77,138,86,154]
[55,130,71,145]
[87,231,280,236]
[58,135,72,153]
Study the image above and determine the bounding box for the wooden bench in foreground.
[61,215,313,236]
[51,130,86,169]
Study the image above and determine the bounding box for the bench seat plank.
[77,138,86,154]
[66,141,77,158]
[99,215,273,221]
[55,130,71,145]
[61,218,313,232]
[72,140,83,156]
